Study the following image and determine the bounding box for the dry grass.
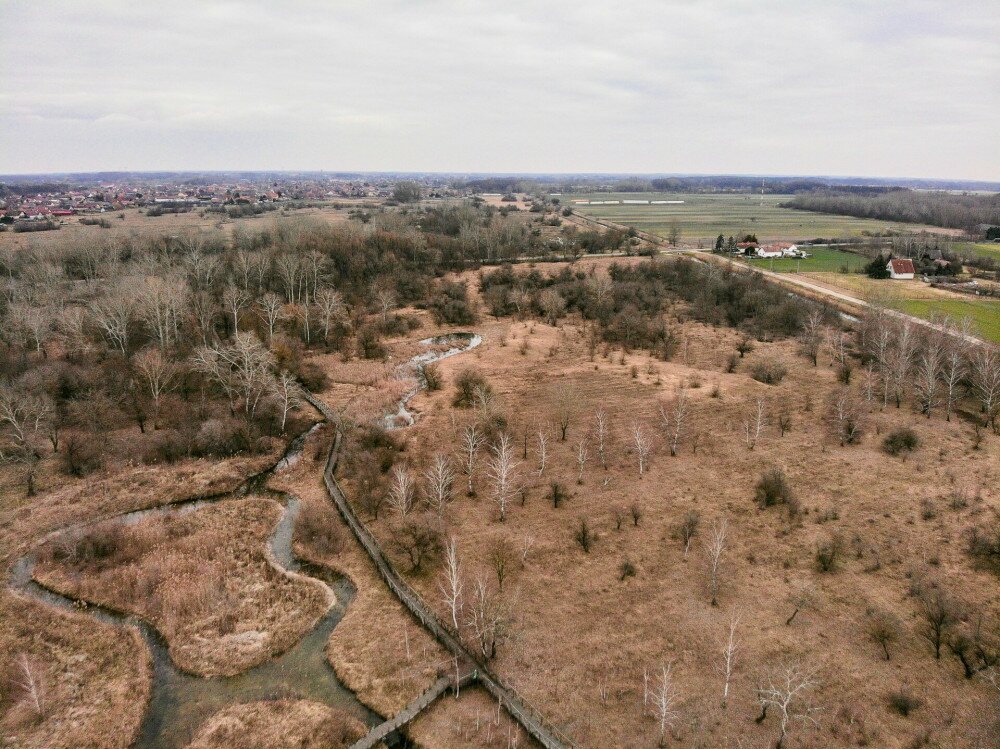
[347,306,1000,748]
[0,594,150,749]
[268,427,450,717]
[33,497,332,677]
[183,699,365,749]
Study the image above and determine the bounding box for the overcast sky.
[1,0,997,179]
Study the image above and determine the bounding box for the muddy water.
[10,333,481,749]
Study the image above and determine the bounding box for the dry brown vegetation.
[183,699,365,749]
[32,497,332,676]
[336,292,1000,748]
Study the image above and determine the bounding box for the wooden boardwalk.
[349,672,476,749]
[304,393,575,749]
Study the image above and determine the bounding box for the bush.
[750,360,788,385]
[60,432,103,476]
[452,367,492,408]
[550,481,568,508]
[754,468,795,510]
[294,501,342,557]
[423,363,442,391]
[966,523,1000,573]
[887,689,922,717]
[815,533,844,572]
[883,427,919,456]
[619,559,636,580]
[574,518,593,552]
[428,281,477,325]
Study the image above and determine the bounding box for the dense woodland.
[781,190,1000,233]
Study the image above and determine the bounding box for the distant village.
[0,175,458,232]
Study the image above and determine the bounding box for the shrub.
[550,481,568,509]
[574,518,593,553]
[966,523,1000,573]
[619,559,636,580]
[887,689,922,717]
[815,533,844,572]
[60,432,102,476]
[295,501,343,557]
[750,360,787,385]
[423,362,442,391]
[754,468,795,510]
[452,368,492,408]
[883,427,919,456]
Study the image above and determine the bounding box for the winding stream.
[9,332,481,749]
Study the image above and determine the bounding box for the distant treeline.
[780,190,1000,232]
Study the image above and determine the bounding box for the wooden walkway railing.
[304,393,575,749]
[349,672,476,749]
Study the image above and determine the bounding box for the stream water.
[9,332,481,749]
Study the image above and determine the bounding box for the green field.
[561,192,943,244]
[953,241,1000,262]
[897,298,1000,343]
[732,246,868,274]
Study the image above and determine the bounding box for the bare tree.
[718,613,740,708]
[553,383,576,440]
[575,438,589,483]
[271,369,303,432]
[315,287,343,343]
[256,292,285,341]
[13,653,45,718]
[388,465,415,517]
[970,345,1000,428]
[594,409,610,469]
[941,345,966,422]
[632,422,651,476]
[539,288,567,326]
[536,429,548,476]
[461,424,484,496]
[487,432,520,522]
[799,309,824,366]
[888,321,916,408]
[222,283,249,334]
[829,389,863,446]
[439,537,464,631]
[919,586,960,659]
[659,388,689,457]
[704,517,728,607]
[133,347,177,429]
[914,333,944,417]
[90,284,136,354]
[647,663,680,745]
[674,511,700,559]
[423,453,455,515]
[755,665,820,749]
[743,397,766,450]
[375,287,395,324]
[865,608,901,661]
[490,535,513,591]
[466,577,510,660]
[191,331,276,417]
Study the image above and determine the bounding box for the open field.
[562,193,958,243]
[897,298,1000,343]
[347,300,1000,749]
[733,245,869,273]
[954,241,1000,262]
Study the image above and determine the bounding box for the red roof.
[889,258,915,274]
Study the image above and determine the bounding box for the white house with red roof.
[887,258,916,280]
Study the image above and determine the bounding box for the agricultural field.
[897,298,1000,343]
[953,241,1000,262]
[732,245,869,274]
[560,193,954,244]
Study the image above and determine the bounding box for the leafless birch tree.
[647,663,680,745]
[970,345,1000,428]
[718,613,740,708]
[271,370,303,432]
[704,517,728,607]
[256,292,285,340]
[743,397,766,450]
[461,424,484,496]
[487,432,519,522]
[755,665,821,749]
[439,537,463,631]
[594,409,609,469]
[536,429,548,476]
[133,347,177,428]
[423,453,455,515]
[659,388,689,457]
[388,465,415,516]
[575,438,589,483]
[632,422,651,476]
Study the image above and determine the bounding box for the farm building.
[887,258,916,280]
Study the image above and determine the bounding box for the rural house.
[887,258,916,280]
